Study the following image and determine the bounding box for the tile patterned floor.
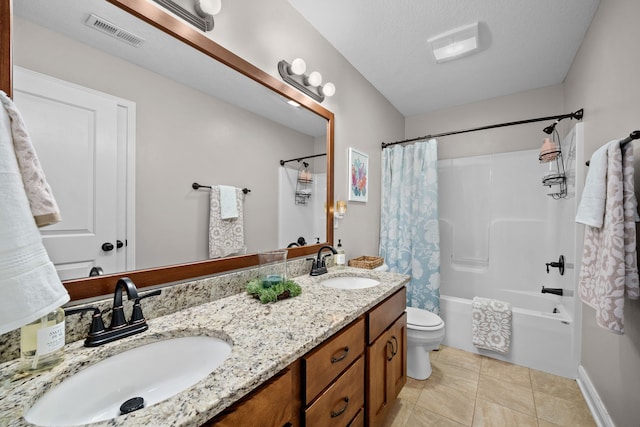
[385,346,597,427]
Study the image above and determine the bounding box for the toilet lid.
[406,307,443,328]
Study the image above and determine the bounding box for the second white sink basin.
[25,336,232,426]
[321,276,381,289]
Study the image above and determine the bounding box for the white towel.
[219,185,238,219]
[471,297,512,354]
[575,140,616,227]
[209,186,246,258]
[0,91,61,227]
[0,96,69,335]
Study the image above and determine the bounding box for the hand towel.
[219,185,238,219]
[578,142,639,334]
[472,297,512,354]
[0,97,69,335]
[575,140,615,227]
[0,91,61,227]
[209,186,246,258]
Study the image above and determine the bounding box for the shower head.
[543,121,559,135]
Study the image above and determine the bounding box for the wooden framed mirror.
[0,0,334,300]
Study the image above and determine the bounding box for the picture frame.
[348,147,369,202]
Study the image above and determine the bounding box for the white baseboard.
[577,365,615,427]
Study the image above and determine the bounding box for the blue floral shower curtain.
[379,139,440,313]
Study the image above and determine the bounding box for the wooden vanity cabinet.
[203,287,406,427]
[366,288,407,427]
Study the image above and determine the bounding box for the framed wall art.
[348,147,368,202]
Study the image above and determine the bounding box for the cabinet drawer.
[305,357,365,427]
[367,287,406,345]
[205,368,292,427]
[304,317,364,403]
[347,407,364,427]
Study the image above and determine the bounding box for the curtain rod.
[381,109,584,149]
[279,153,326,166]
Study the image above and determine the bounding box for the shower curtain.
[379,139,440,313]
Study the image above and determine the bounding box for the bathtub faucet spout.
[541,286,563,296]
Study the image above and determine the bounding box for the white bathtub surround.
[577,141,639,334]
[380,139,441,313]
[438,124,583,378]
[471,297,511,354]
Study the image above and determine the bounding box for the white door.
[13,67,135,280]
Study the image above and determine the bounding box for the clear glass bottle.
[20,307,66,372]
[336,239,346,269]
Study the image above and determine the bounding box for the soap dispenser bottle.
[336,239,346,269]
[20,307,66,372]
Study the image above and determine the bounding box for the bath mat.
[471,297,512,354]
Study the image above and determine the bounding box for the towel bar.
[585,130,640,166]
[192,183,250,194]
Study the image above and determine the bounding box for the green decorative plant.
[246,279,302,304]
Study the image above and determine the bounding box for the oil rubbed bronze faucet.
[307,245,338,276]
[65,278,161,347]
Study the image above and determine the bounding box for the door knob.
[116,240,124,249]
[101,242,114,252]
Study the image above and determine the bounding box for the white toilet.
[406,307,445,380]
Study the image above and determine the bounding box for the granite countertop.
[0,268,409,427]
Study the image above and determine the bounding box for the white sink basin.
[25,336,232,426]
[321,276,381,289]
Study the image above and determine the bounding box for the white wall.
[564,1,640,426]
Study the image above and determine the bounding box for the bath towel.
[0,91,61,227]
[219,185,238,219]
[471,297,512,354]
[575,141,613,227]
[0,93,69,335]
[209,185,246,258]
[578,142,639,334]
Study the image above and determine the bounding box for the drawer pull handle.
[391,335,398,356]
[331,346,350,363]
[331,397,350,418]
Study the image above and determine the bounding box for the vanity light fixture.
[151,0,220,32]
[428,22,479,63]
[278,58,336,103]
[334,200,348,228]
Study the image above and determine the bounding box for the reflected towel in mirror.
[209,186,246,258]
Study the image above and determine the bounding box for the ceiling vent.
[85,14,145,47]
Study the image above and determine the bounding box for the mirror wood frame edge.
[0,0,335,301]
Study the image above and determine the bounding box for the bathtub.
[439,291,579,378]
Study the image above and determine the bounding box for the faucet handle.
[65,306,106,336]
[130,290,162,324]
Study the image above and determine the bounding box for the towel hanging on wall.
[578,141,639,334]
[0,91,69,335]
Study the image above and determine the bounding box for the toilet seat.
[406,307,444,331]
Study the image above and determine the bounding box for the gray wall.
[564,1,640,426]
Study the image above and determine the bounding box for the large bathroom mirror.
[1,0,334,300]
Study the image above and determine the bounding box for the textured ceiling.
[288,0,600,117]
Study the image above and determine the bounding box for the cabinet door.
[387,313,407,400]
[365,313,407,427]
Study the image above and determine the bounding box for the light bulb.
[196,0,222,16]
[321,82,336,97]
[306,71,323,87]
[289,58,306,75]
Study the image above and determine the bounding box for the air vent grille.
[85,14,145,47]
